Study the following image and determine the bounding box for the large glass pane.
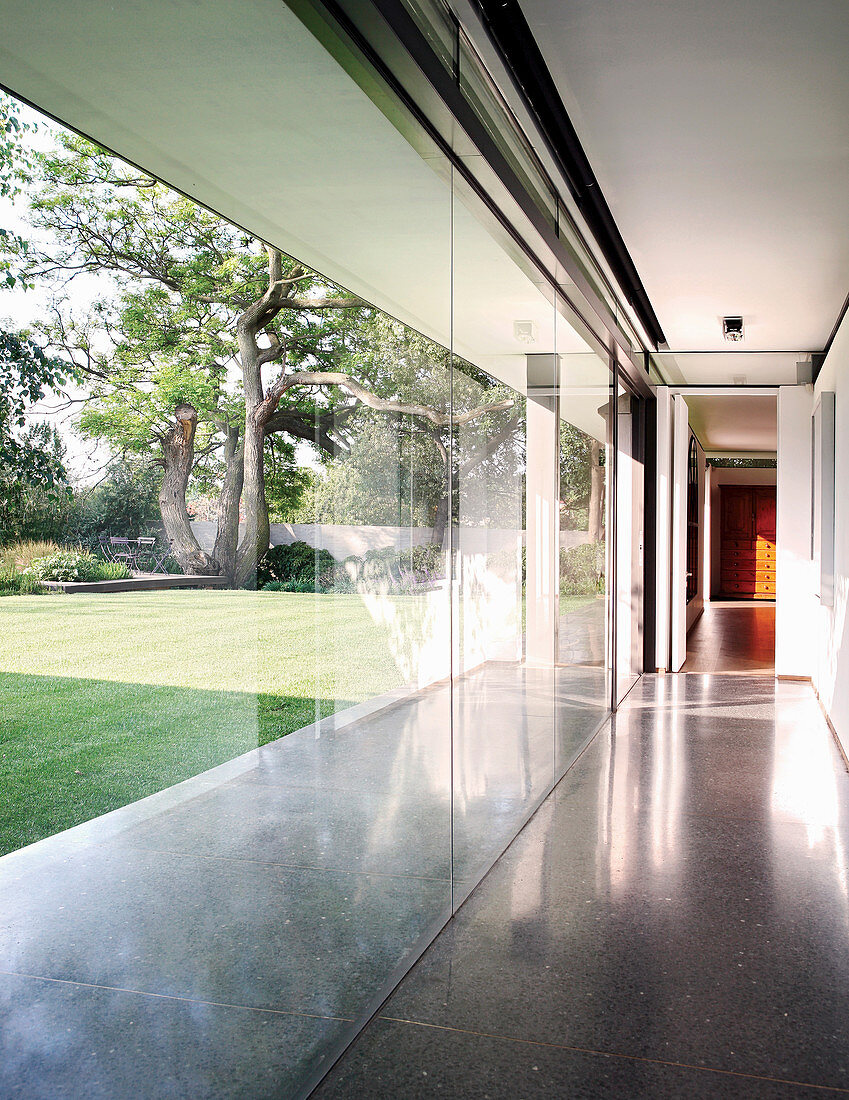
[0,62,455,1099]
[556,335,614,763]
[449,178,557,897]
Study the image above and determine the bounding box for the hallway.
[317,675,849,1097]
[682,601,776,674]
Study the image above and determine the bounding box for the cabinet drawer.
[756,571,775,583]
[755,581,776,595]
[723,581,756,594]
[722,569,756,583]
[723,539,755,551]
[756,538,776,551]
[724,550,756,564]
[755,549,776,563]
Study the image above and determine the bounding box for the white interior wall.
[811,315,849,750]
[709,467,778,598]
[775,387,815,678]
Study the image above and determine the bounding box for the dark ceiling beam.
[469,0,667,350]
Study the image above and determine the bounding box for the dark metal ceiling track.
[469,0,667,350]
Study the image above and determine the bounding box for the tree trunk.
[158,403,220,575]
[233,320,272,588]
[588,439,604,542]
[431,491,450,549]
[212,425,244,584]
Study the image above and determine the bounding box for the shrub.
[0,565,47,597]
[559,540,605,596]
[256,541,336,590]
[256,540,446,594]
[351,544,445,591]
[25,551,132,583]
[260,578,327,593]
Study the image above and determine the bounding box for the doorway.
[666,389,778,675]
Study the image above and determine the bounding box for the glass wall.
[557,347,615,752]
[615,381,645,702]
[0,9,630,1099]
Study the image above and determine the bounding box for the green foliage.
[0,566,47,596]
[265,438,312,522]
[559,540,605,596]
[25,551,131,582]
[0,423,73,546]
[257,541,336,590]
[256,540,445,594]
[707,457,777,469]
[559,421,593,527]
[68,457,163,541]
[13,127,364,485]
[3,109,523,560]
[0,540,62,569]
[354,544,445,590]
[0,94,37,289]
[0,333,74,510]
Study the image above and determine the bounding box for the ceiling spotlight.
[514,320,537,344]
[722,316,744,342]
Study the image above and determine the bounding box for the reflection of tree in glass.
[5,117,518,582]
[560,421,605,539]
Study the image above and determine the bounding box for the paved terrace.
[318,675,849,1098]
[0,661,607,1098]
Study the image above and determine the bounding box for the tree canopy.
[3,116,519,582]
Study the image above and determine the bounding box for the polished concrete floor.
[682,600,775,674]
[0,661,608,1099]
[316,675,849,1098]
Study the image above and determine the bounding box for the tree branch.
[272,370,515,426]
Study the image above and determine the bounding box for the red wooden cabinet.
[719,485,776,599]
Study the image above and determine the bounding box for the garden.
[0,584,406,856]
[0,93,606,861]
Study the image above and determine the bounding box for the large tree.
[7,125,517,584]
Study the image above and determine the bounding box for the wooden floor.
[681,600,775,674]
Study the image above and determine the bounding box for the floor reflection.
[0,659,602,1099]
[316,674,849,1099]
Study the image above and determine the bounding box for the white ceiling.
[518,0,849,355]
[684,394,777,453]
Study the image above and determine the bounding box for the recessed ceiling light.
[514,320,537,344]
[723,316,744,342]
[732,374,747,385]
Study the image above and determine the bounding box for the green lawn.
[559,594,600,615]
[0,590,406,855]
[0,587,600,857]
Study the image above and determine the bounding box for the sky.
[2,100,117,483]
